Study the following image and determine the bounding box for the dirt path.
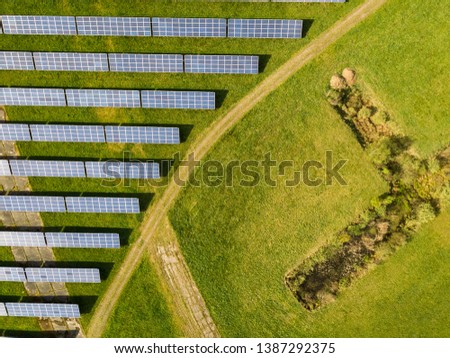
[87,0,388,338]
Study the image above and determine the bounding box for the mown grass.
[170,0,448,337]
[0,0,365,336]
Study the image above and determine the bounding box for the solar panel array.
[0,123,31,140]
[45,232,120,248]
[5,302,81,318]
[33,52,109,71]
[152,17,227,38]
[109,53,183,73]
[1,16,77,35]
[0,87,66,106]
[30,124,105,142]
[228,19,303,39]
[85,161,160,179]
[105,126,180,144]
[9,160,86,178]
[25,268,101,283]
[76,16,151,36]
[0,303,7,317]
[0,231,46,247]
[0,196,67,212]
[0,51,34,70]
[0,159,11,176]
[66,89,141,108]
[0,267,27,282]
[141,90,215,110]
[185,55,259,74]
[65,196,140,213]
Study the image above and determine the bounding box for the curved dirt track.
[87,0,388,338]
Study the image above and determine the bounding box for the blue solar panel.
[25,267,101,283]
[66,89,141,108]
[1,16,77,35]
[105,126,180,144]
[141,90,215,110]
[228,19,303,39]
[0,160,12,176]
[0,231,46,247]
[34,52,109,72]
[85,161,160,179]
[9,160,86,177]
[5,303,80,318]
[0,87,66,106]
[45,232,120,249]
[76,16,151,36]
[185,55,259,74]
[152,17,226,38]
[0,123,31,141]
[0,267,27,282]
[0,51,35,70]
[0,303,7,317]
[0,195,66,212]
[109,53,183,73]
[30,124,105,142]
[65,196,140,213]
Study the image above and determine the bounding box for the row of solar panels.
[0,16,303,39]
[0,87,215,109]
[0,195,140,213]
[0,159,160,179]
[0,302,80,318]
[0,231,120,248]
[0,267,100,283]
[0,123,180,144]
[0,52,259,74]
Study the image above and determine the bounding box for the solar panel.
[0,123,31,141]
[1,16,77,35]
[0,303,7,317]
[185,55,259,74]
[85,161,160,179]
[9,160,86,178]
[0,51,35,70]
[109,53,183,73]
[76,17,151,36]
[152,17,226,38]
[141,90,215,110]
[5,303,80,318]
[0,160,12,176]
[0,195,66,212]
[228,19,303,39]
[30,124,105,143]
[0,87,66,106]
[66,89,141,108]
[0,267,26,282]
[105,126,180,144]
[45,232,120,248]
[0,231,46,247]
[25,268,101,283]
[34,52,109,72]
[65,196,140,213]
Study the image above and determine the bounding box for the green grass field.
[170,0,449,337]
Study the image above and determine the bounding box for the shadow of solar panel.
[228,19,303,38]
[0,231,46,247]
[0,303,7,317]
[0,267,26,282]
[109,53,183,73]
[0,160,11,176]
[5,303,80,318]
[65,196,140,213]
[0,195,67,212]
[66,89,141,108]
[0,51,34,70]
[1,16,77,35]
[45,232,120,248]
[141,91,215,110]
[152,17,226,38]
[30,124,105,142]
[0,87,66,106]
[34,52,109,72]
[105,126,180,144]
[10,160,86,177]
[185,55,259,74]
[0,123,31,141]
[76,16,151,36]
[25,267,101,283]
[85,161,160,179]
